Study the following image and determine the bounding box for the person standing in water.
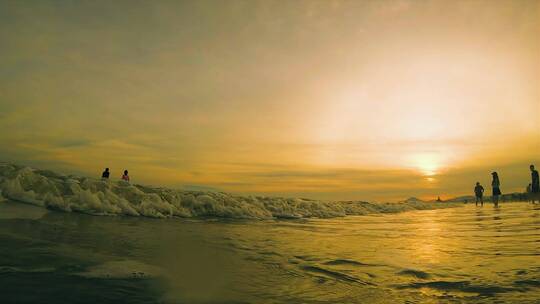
[491,171,501,207]
[530,165,539,204]
[101,168,110,179]
[122,170,130,182]
[474,182,484,206]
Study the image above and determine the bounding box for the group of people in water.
[474,164,539,206]
[101,168,130,182]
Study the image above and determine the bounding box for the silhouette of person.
[474,182,484,206]
[530,165,539,204]
[122,170,130,182]
[101,168,110,179]
[491,172,501,207]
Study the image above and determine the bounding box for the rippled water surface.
[0,201,538,303]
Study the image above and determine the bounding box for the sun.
[410,153,442,176]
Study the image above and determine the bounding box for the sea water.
[0,164,459,219]
[0,200,538,303]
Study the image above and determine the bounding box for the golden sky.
[1,0,539,201]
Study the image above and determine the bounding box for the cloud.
[0,0,538,201]
[55,139,93,148]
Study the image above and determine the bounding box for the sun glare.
[410,153,442,176]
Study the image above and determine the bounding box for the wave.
[300,265,374,285]
[396,269,431,279]
[0,163,458,219]
[397,280,513,296]
[323,259,370,266]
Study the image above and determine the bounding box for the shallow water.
[0,201,538,303]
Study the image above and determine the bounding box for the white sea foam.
[0,164,458,219]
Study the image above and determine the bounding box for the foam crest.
[0,164,457,219]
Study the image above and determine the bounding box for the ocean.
[0,164,539,303]
[0,200,538,303]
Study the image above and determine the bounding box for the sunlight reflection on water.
[0,201,538,303]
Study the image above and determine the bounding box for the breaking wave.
[0,163,458,219]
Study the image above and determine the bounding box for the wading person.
[491,172,501,207]
[474,182,484,206]
[531,165,539,204]
[101,167,110,179]
[122,170,130,182]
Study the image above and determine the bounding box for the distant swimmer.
[474,182,484,206]
[101,168,110,179]
[491,172,501,207]
[530,165,539,204]
[122,170,130,182]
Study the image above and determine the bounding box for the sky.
[0,0,539,201]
